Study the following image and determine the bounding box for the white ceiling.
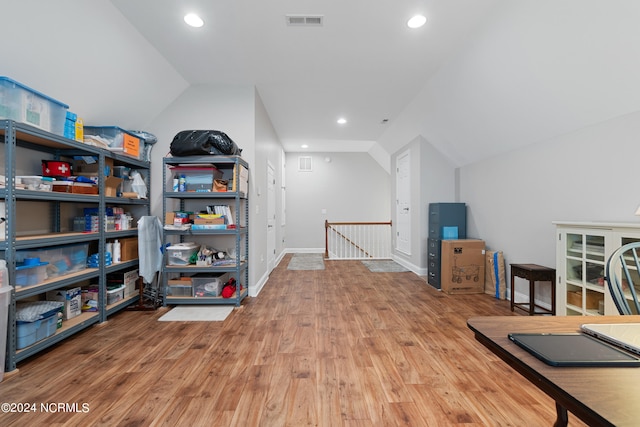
[109,0,502,153]
[3,1,639,166]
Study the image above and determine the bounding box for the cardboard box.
[193,217,224,225]
[118,237,138,262]
[567,290,582,307]
[46,287,82,319]
[105,176,123,197]
[73,157,122,196]
[567,291,603,310]
[232,164,248,194]
[586,292,604,310]
[51,181,98,194]
[107,268,139,297]
[440,239,485,294]
[73,157,114,176]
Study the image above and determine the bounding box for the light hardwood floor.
[0,255,588,426]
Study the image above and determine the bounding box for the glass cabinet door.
[563,232,605,315]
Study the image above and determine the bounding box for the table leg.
[529,279,535,315]
[510,271,515,311]
[551,279,556,315]
[554,402,568,427]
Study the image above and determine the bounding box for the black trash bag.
[170,130,242,157]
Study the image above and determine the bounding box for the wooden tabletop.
[467,315,640,427]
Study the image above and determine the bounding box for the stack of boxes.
[75,207,132,233]
[427,202,486,294]
[63,111,83,142]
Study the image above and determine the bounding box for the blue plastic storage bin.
[16,312,58,349]
[0,77,68,135]
[15,261,49,288]
[17,243,89,278]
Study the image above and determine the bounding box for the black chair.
[605,242,640,315]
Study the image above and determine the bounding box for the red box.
[42,160,71,177]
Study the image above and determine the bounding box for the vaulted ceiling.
[3,1,640,167]
[109,0,502,154]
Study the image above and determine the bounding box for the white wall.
[0,0,187,130]
[254,90,287,292]
[391,136,458,273]
[285,152,390,250]
[379,0,640,168]
[460,110,640,300]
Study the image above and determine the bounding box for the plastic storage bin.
[16,176,53,192]
[192,273,229,297]
[170,166,223,192]
[107,285,125,305]
[167,283,193,297]
[83,126,141,159]
[17,243,89,278]
[0,77,68,135]
[16,312,58,350]
[15,261,49,288]
[167,242,199,265]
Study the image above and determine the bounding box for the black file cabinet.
[427,203,466,289]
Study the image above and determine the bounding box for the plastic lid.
[0,76,69,108]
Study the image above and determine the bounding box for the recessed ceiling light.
[184,13,204,28]
[337,117,347,125]
[407,15,426,29]
[301,144,309,148]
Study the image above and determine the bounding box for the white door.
[396,150,411,255]
[267,163,276,271]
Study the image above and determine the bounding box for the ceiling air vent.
[286,15,324,26]
[298,156,312,172]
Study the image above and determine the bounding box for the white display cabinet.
[554,222,640,316]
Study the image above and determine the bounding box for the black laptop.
[508,332,640,367]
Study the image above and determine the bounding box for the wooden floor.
[0,255,588,426]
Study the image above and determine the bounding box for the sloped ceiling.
[379,0,640,166]
[109,0,503,154]
[2,1,639,167]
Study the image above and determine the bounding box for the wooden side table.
[510,263,556,315]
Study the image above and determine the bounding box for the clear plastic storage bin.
[166,242,199,266]
[0,77,68,135]
[17,243,89,278]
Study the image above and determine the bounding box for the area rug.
[287,253,325,270]
[158,305,234,322]
[361,260,409,273]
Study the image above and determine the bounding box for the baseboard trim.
[392,255,427,276]
[283,248,325,254]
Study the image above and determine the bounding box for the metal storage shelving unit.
[1,120,150,371]
[162,156,248,307]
